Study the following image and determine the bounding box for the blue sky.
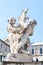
[0,0,43,42]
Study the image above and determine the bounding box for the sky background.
[0,0,43,43]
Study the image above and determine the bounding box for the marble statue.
[18,8,29,28]
[4,9,37,61]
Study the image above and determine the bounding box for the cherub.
[7,17,23,53]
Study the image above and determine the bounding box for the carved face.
[8,17,16,25]
[29,19,37,26]
[28,19,37,36]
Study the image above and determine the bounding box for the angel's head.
[29,19,37,28]
[8,17,16,25]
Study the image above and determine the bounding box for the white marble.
[4,9,37,61]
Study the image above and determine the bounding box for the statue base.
[5,53,32,62]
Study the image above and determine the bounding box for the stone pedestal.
[5,53,32,62]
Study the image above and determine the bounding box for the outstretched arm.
[7,25,21,33]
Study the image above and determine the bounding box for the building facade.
[31,42,43,61]
[0,39,10,61]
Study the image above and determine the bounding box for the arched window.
[40,48,42,54]
[32,49,34,54]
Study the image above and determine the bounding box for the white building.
[31,42,43,61]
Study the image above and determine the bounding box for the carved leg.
[15,32,29,53]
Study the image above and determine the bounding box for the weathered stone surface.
[5,53,32,62]
[4,9,37,62]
